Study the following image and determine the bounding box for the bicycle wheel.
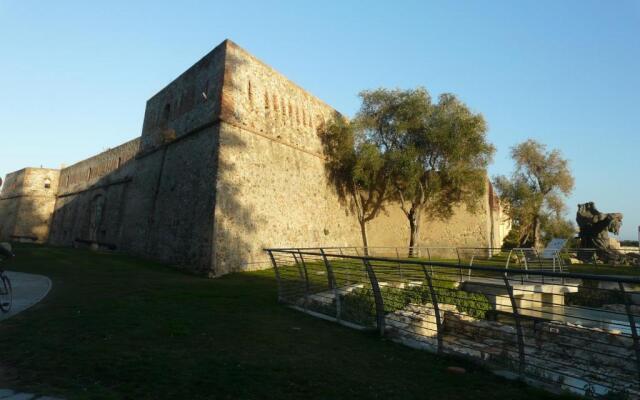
[0,274,12,313]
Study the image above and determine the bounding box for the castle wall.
[211,42,362,275]
[117,41,227,271]
[49,138,139,247]
[119,126,220,272]
[0,168,60,242]
[366,195,492,251]
[48,41,227,270]
[1,39,509,276]
[139,41,225,153]
[0,169,26,240]
[212,41,500,275]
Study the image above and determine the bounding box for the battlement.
[221,40,340,158]
[139,40,340,158]
[140,41,227,152]
[58,138,140,196]
[0,168,60,200]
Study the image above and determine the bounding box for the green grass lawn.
[0,244,570,400]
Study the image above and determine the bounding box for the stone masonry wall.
[49,138,139,247]
[139,41,225,153]
[0,169,26,240]
[117,41,226,272]
[212,42,362,275]
[0,168,60,242]
[1,39,508,276]
[212,41,501,275]
[56,138,140,197]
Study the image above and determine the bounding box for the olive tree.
[321,117,392,253]
[357,88,494,253]
[493,140,574,249]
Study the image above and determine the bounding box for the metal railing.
[273,246,629,270]
[266,247,640,398]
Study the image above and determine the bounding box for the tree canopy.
[357,88,494,250]
[321,116,393,252]
[493,139,575,248]
[322,87,495,252]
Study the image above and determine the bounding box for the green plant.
[565,279,625,308]
[1,243,558,400]
[338,280,491,324]
[340,288,376,326]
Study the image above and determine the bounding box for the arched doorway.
[89,194,105,242]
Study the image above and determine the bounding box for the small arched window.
[44,177,51,189]
[162,103,171,125]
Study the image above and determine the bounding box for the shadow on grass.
[0,244,569,400]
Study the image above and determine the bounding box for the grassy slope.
[0,244,568,400]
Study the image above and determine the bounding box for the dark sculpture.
[576,202,639,265]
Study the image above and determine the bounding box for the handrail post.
[395,247,403,281]
[297,250,311,308]
[363,259,385,336]
[619,281,640,382]
[456,248,463,283]
[421,265,443,353]
[267,250,283,303]
[520,249,527,284]
[292,252,305,281]
[502,273,526,374]
[317,249,335,289]
[320,249,341,321]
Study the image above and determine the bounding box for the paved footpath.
[1,272,64,399]
[0,389,63,400]
[0,271,51,322]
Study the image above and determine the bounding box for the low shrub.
[338,279,491,325]
[340,288,376,326]
[565,279,625,308]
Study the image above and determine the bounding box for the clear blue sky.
[1,1,638,239]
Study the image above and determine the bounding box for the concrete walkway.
[0,273,62,399]
[0,389,63,399]
[0,271,51,322]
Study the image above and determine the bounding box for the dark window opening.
[161,103,171,127]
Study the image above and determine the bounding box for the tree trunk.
[359,219,370,256]
[408,207,420,257]
[532,216,542,249]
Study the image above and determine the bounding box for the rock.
[446,366,466,374]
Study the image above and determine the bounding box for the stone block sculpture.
[576,202,639,265]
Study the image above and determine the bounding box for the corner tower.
[0,167,60,242]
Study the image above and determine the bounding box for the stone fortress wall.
[0,39,509,276]
[48,138,140,248]
[214,42,508,273]
[0,168,60,242]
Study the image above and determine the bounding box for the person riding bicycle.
[0,242,14,261]
[0,242,13,312]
